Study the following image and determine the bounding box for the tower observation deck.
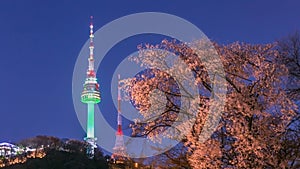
[81,16,101,159]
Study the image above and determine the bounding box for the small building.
[0,142,24,157]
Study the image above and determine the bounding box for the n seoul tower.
[81,16,101,159]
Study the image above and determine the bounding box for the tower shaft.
[87,102,95,138]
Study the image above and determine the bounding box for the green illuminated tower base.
[83,102,98,159]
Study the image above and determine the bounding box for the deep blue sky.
[0,0,299,143]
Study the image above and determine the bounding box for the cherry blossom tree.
[122,39,298,168]
[278,32,300,168]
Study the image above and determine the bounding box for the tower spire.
[88,16,95,75]
[117,74,123,135]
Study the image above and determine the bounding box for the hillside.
[3,149,108,169]
[0,136,109,169]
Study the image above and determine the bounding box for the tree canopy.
[122,37,299,168]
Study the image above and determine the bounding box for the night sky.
[0,0,299,143]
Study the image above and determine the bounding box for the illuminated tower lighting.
[112,74,127,163]
[81,16,101,159]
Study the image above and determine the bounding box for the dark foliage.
[3,149,109,169]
